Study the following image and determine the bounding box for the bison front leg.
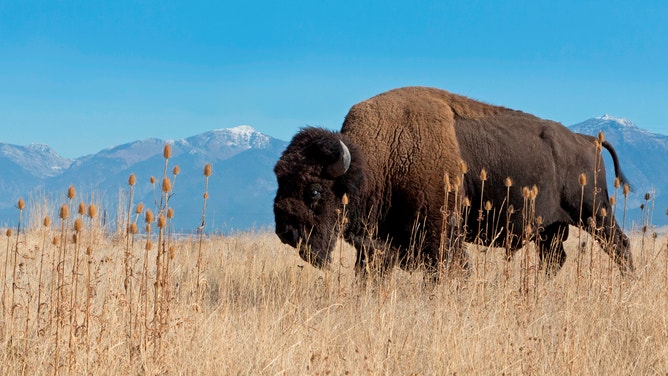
[427,219,470,283]
[351,237,397,282]
[537,223,568,276]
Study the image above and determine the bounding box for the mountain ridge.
[569,115,668,227]
[0,120,665,230]
[0,125,287,231]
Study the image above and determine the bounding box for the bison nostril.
[277,227,300,247]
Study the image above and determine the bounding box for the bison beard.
[274,86,634,279]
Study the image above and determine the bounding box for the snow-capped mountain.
[0,143,72,178]
[570,116,668,227]
[0,126,287,231]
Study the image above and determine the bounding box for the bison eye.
[306,184,323,204]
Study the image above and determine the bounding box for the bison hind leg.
[538,224,569,276]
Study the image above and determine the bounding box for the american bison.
[273,86,633,278]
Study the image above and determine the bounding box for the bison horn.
[326,140,351,178]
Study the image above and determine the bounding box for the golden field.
[1,218,667,375]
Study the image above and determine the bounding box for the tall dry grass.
[1,226,667,375]
[0,140,667,375]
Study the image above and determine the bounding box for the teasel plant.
[639,191,656,266]
[1,229,11,342]
[35,215,50,338]
[123,173,137,360]
[53,201,71,376]
[476,168,488,247]
[84,203,97,359]
[140,209,154,355]
[576,173,587,285]
[68,211,84,374]
[196,163,212,306]
[503,176,514,283]
[438,172,452,278]
[6,198,25,347]
[335,193,349,296]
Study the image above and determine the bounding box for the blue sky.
[1,1,667,158]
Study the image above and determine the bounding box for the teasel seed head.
[163,144,172,159]
[169,245,175,260]
[59,205,69,219]
[531,185,539,199]
[17,198,25,210]
[463,197,471,207]
[88,204,97,219]
[86,246,93,256]
[135,202,144,214]
[162,177,171,193]
[480,168,487,181]
[536,216,543,225]
[484,200,492,211]
[204,163,212,177]
[504,177,512,188]
[522,186,531,199]
[145,240,153,251]
[6,229,12,237]
[342,193,349,206]
[74,218,83,232]
[623,184,630,197]
[145,209,154,224]
[173,165,180,175]
[610,196,616,206]
[67,185,76,200]
[150,176,156,185]
[43,216,51,227]
[460,161,468,175]
[157,215,166,229]
[600,207,607,217]
[167,207,174,219]
[579,173,587,187]
[52,236,59,246]
[598,131,605,143]
[614,177,620,189]
[78,202,86,216]
[454,175,461,189]
[129,223,137,235]
[203,192,209,199]
[128,173,136,186]
[72,233,78,244]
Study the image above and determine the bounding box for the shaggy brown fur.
[274,86,633,277]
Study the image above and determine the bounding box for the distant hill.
[569,115,668,227]
[0,126,287,233]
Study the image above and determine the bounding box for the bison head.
[273,127,365,268]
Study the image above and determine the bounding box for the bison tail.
[602,140,632,192]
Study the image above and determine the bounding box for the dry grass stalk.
[197,163,212,305]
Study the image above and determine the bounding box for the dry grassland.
[1,224,667,375]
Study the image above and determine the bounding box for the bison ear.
[325,140,351,178]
